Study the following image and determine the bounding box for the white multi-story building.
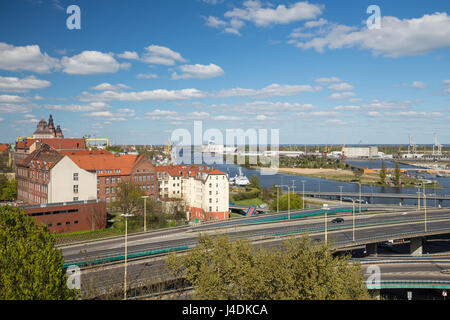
[156,165,229,221]
[16,144,97,205]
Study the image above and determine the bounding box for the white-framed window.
[73,185,78,193]
[73,173,78,181]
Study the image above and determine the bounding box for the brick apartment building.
[64,151,158,204]
[16,144,97,205]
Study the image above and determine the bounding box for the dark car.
[331,218,344,223]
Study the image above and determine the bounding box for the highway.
[62,207,450,265]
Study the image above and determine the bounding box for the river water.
[175,150,450,207]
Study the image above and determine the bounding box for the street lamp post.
[423,188,427,232]
[121,213,134,300]
[417,184,421,210]
[357,182,362,214]
[142,195,149,232]
[352,199,356,241]
[301,180,306,209]
[323,204,329,244]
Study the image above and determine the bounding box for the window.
[73,185,78,193]
[106,178,110,184]
[73,197,78,201]
[106,187,109,194]
[74,221,78,224]
[111,187,115,194]
[66,221,70,225]
[97,178,100,185]
[106,197,110,203]
[117,177,121,183]
[57,222,62,226]
[73,173,78,181]
[111,177,116,184]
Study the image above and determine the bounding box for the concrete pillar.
[366,243,378,256]
[410,237,423,256]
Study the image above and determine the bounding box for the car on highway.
[331,217,344,223]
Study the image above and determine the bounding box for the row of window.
[29,208,79,217]
[48,220,79,227]
[97,169,121,174]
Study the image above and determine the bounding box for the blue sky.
[0,0,449,145]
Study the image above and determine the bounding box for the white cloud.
[141,45,186,66]
[91,83,130,91]
[136,73,158,79]
[0,95,28,103]
[117,51,139,60]
[328,92,356,100]
[333,105,361,111]
[61,51,129,75]
[172,63,224,79]
[205,16,227,28]
[328,82,354,91]
[44,102,109,112]
[292,12,450,58]
[207,1,324,36]
[224,1,324,27]
[0,43,60,73]
[394,81,427,89]
[0,104,31,113]
[217,83,321,98]
[80,88,206,102]
[0,75,51,92]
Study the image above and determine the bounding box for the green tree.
[352,168,363,182]
[248,175,261,191]
[167,234,370,300]
[379,160,387,185]
[111,180,145,216]
[394,161,401,186]
[0,206,77,300]
[269,192,303,211]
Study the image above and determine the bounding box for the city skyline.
[0,0,449,145]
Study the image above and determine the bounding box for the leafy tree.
[394,161,401,186]
[248,175,261,191]
[352,168,363,181]
[269,192,303,211]
[111,180,145,216]
[0,206,77,299]
[167,234,371,300]
[379,160,387,185]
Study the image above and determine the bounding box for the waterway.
[175,150,450,207]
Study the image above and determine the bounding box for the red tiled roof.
[66,153,144,176]
[59,149,112,156]
[0,144,9,152]
[15,138,86,151]
[156,165,225,179]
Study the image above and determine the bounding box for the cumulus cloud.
[328,92,356,100]
[117,51,139,60]
[136,73,158,79]
[0,75,51,92]
[141,45,186,66]
[328,82,354,91]
[80,88,206,102]
[291,12,450,58]
[0,43,60,73]
[91,83,130,91]
[61,51,129,75]
[206,1,324,36]
[0,95,29,103]
[172,63,224,79]
[44,102,109,112]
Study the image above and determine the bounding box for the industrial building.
[343,146,379,159]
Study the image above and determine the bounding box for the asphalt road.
[62,207,450,265]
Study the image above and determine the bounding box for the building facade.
[156,165,229,221]
[65,152,158,204]
[16,144,97,205]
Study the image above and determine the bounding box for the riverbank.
[250,166,442,189]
